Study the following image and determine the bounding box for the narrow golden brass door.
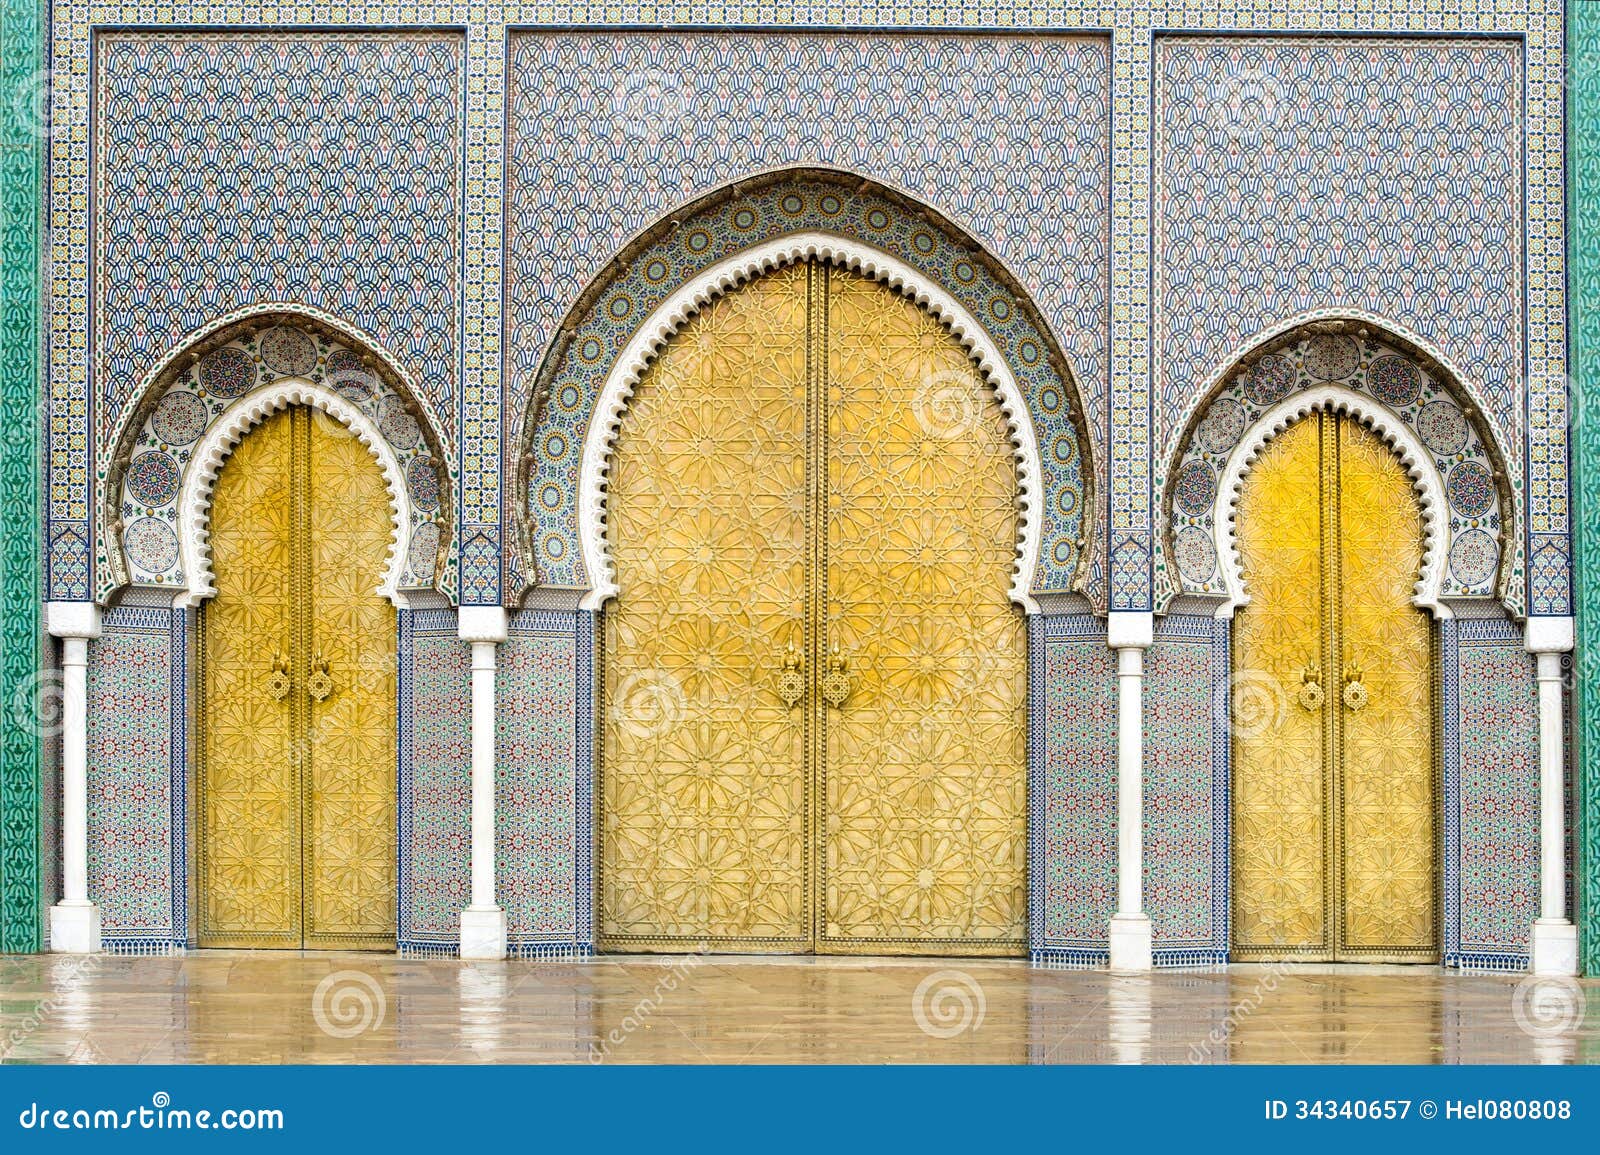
[198,405,397,949]
[1232,411,1436,962]
[601,262,1027,954]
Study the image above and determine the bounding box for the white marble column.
[1107,611,1153,972]
[458,606,509,960]
[1525,617,1576,976]
[46,602,102,954]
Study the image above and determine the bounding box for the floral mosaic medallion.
[124,517,179,572]
[150,391,209,445]
[407,458,442,512]
[1367,355,1423,407]
[1172,525,1218,584]
[259,326,320,377]
[1448,528,1499,587]
[1194,395,1247,453]
[1244,354,1294,405]
[379,398,423,450]
[1417,399,1470,456]
[197,347,256,399]
[1173,459,1218,515]
[1303,335,1361,381]
[1447,461,1496,518]
[125,451,181,507]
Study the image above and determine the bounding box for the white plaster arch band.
[578,230,1048,613]
[173,380,413,610]
[1214,384,1451,620]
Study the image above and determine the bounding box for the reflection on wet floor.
[1,953,1595,1064]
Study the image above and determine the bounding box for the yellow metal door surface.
[199,405,396,949]
[820,267,1027,953]
[1231,410,1436,962]
[600,262,1027,954]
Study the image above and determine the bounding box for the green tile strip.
[1574,3,1600,976]
[0,0,44,952]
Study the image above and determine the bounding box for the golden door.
[601,262,1028,954]
[1232,411,1437,962]
[198,405,397,949]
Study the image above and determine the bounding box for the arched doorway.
[196,404,398,949]
[600,260,1028,955]
[1231,409,1437,962]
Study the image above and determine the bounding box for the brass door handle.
[307,649,335,702]
[776,640,805,708]
[821,646,851,709]
[1342,660,1368,711]
[267,650,291,701]
[1296,661,1324,711]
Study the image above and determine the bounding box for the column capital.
[1106,610,1153,651]
[457,605,509,644]
[45,601,102,640]
[1524,615,1574,654]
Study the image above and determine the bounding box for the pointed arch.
[1161,317,1518,617]
[174,380,411,609]
[576,233,1044,612]
[1215,385,1449,618]
[98,304,453,605]
[512,168,1098,610]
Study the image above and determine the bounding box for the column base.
[1107,912,1152,973]
[49,901,101,954]
[459,906,507,960]
[1530,918,1578,977]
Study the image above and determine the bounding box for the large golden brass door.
[1232,410,1437,962]
[198,405,397,949]
[601,261,1027,955]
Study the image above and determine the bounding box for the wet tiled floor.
[2,953,1595,1064]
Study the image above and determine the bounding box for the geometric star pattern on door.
[601,262,1026,955]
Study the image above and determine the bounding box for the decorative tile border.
[1443,615,1541,970]
[1571,0,1599,977]
[1,0,45,952]
[86,604,187,954]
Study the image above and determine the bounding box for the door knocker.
[776,640,805,709]
[307,649,335,703]
[266,650,291,701]
[1296,661,1325,711]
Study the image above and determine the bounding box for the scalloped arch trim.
[577,231,1045,613]
[1214,385,1452,619]
[173,380,413,609]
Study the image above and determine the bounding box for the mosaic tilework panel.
[397,610,470,954]
[85,606,185,952]
[1030,613,1116,962]
[505,32,1109,596]
[1159,331,1516,613]
[93,31,463,451]
[105,323,454,600]
[1143,615,1226,963]
[1444,617,1540,967]
[498,610,589,954]
[1154,37,1523,463]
